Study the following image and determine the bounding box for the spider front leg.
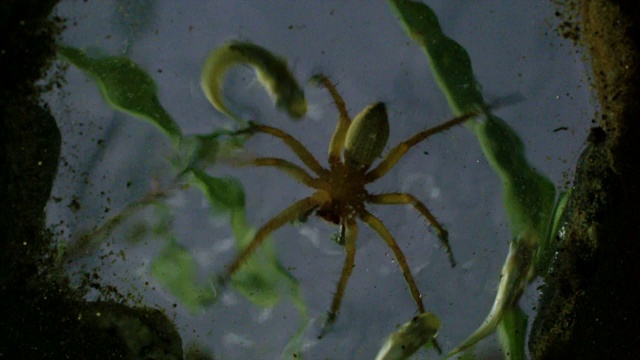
[311,74,352,166]
[369,193,456,267]
[219,191,329,284]
[365,110,483,182]
[235,122,327,176]
[242,157,324,189]
[360,210,426,314]
[319,218,358,339]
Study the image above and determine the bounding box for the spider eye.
[344,102,389,169]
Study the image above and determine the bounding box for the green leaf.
[191,169,308,356]
[375,312,441,360]
[231,241,286,308]
[201,40,307,124]
[191,169,246,215]
[190,169,306,312]
[387,0,483,115]
[389,2,560,352]
[497,306,528,360]
[475,116,556,245]
[388,0,555,243]
[447,231,537,357]
[536,189,572,275]
[458,351,477,360]
[150,239,215,313]
[174,129,248,177]
[58,45,182,144]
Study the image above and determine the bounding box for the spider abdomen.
[344,102,390,170]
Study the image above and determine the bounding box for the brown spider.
[218,74,483,336]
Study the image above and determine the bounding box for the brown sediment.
[0,1,183,358]
[529,1,640,358]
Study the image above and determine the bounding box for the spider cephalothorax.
[219,74,483,336]
[315,163,370,226]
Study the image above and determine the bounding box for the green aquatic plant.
[57,46,182,144]
[201,40,307,124]
[388,0,566,358]
[375,312,441,360]
[57,44,309,357]
[56,1,571,358]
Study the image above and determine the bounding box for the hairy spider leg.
[224,191,329,277]
[313,74,352,166]
[247,157,323,189]
[365,110,484,182]
[237,123,328,176]
[361,210,426,314]
[319,217,358,339]
[368,193,456,267]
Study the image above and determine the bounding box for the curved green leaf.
[58,45,182,144]
[376,312,441,360]
[446,231,537,357]
[201,41,307,124]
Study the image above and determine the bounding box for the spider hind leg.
[318,219,358,339]
[368,192,456,267]
[361,210,427,314]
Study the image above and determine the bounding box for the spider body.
[220,74,484,336]
[316,162,368,223]
[312,102,389,227]
[316,166,369,225]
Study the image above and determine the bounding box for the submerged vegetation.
[55,0,573,358]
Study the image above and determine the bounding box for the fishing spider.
[219,74,482,335]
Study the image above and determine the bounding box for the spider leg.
[239,157,325,189]
[319,218,358,339]
[238,123,328,176]
[223,191,328,278]
[313,74,352,166]
[360,210,426,314]
[368,193,455,267]
[365,110,483,182]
